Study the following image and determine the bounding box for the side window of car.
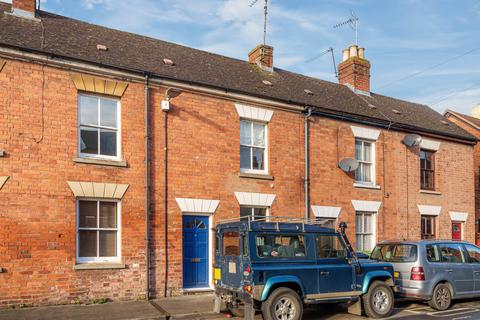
[256,234,306,258]
[439,243,465,263]
[317,234,346,259]
[465,244,480,263]
[426,244,441,262]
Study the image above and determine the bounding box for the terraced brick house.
[0,0,476,307]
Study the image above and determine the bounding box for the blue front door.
[183,215,209,289]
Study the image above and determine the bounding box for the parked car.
[213,219,397,319]
[370,240,480,311]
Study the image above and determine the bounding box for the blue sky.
[11,0,480,114]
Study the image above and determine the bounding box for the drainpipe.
[163,90,172,298]
[304,106,313,219]
[144,74,151,300]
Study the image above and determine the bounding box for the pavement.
[1,294,480,320]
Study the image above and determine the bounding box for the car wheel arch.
[262,280,304,301]
[362,271,395,294]
[434,280,455,298]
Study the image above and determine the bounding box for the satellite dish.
[403,134,422,147]
[338,158,359,172]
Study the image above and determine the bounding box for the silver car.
[370,240,480,310]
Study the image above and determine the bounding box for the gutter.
[0,44,475,145]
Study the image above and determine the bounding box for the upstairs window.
[79,94,120,159]
[240,120,267,173]
[420,149,435,190]
[355,139,375,184]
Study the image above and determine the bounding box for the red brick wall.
[338,57,371,93]
[0,56,475,306]
[445,114,480,244]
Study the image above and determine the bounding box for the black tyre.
[261,287,303,320]
[226,302,244,317]
[428,283,452,311]
[362,280,394,319]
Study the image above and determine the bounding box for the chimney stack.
[338,44,370,95]
[11,0,36,19]
[248,44,274,72]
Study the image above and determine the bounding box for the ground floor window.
[421,215,436,240]
[77,200,120,262]
[240,206,268,221]
[356,211,375,252]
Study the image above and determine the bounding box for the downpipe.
[144,74,151,300]
[304,106,313,219]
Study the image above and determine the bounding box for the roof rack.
[215,215,335,232]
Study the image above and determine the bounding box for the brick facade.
[0,55,475,308]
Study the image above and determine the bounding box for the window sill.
[353,183,381,190]
[74,262,126,270]
[420,189,441,195]
[73,157,128,168]
[239,172,274,180]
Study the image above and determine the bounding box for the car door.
[464,244,480,294]
[315,234,355,296]
[438,243,474,296]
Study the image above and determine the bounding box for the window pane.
[240,146,251,169]
[223,231,240,256]
[364,142,372,162]
[317,235,346,258]
[100,99,118,128]
[466,244,480,263]
[79,96,98,126]
[356,235,363,251]
[364,235,372,251]
[253,123,265,147]
[355,140,362,160]
[253,207,267,219]
[256,235,305,258]
[363,163,372,182]
[79,230,97,257]
[100,129,117,156]
[364,214,372,233]
[252,147,264,170]
[79,201,97,228]
[99,202,117,228]
[356,214,363,233]
[439,243,465,263]
[80,127,99,154]
[240,121,251,145]
[240,206,252,219]
[99,231,117,257]
[426,244,441,262]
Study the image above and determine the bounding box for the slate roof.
[445,110,480,130]
[0,2,475,142]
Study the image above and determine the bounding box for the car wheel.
[428,283,452,311]
[261,287,303,320]
[362,280,394,319]
[226,302,244,317]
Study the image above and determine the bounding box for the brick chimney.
[11,0,36,18]
[338,45,370,95]
[472,104,480,119]
[248,44,274,72]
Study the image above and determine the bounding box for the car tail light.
[243,285,253,295]
[410,266,425,281]
[243,266,252,276]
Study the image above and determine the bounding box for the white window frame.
[240,119,268,175]
[355,138,376,185]
[240,205,270,221]
[355,211,376,252]
[76,199,122,263]
[78,93,122,161]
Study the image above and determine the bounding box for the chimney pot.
[248,44,274,72]
[12,0,36,18]
[338,44,371,95]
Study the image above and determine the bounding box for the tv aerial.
[334,11,359,45]
[249,0,269,47]
[306,47,338,78]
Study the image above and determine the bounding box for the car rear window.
[223,231,240,256]
[371,244,417,263]
[256,234,306,258]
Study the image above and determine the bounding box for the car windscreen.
[371,244,417,263]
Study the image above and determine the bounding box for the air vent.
[96,44,108,51]
[304,89,314,95]
[368,104,377,109]
[392,109,402,114]
[163,58,174,66]
[262,80,273,86]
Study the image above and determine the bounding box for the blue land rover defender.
[213,219,396,319]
